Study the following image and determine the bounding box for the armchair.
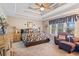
[54,32,67,45]
[54,32,76,53]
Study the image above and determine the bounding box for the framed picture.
[27,22,33,28]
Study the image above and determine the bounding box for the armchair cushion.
[60,41,76,48]
[59,41,76,53]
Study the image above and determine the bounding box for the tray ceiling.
[0,3,79,21]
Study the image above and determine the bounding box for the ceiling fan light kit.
[40,7,45,11]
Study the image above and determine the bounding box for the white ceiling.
[0,3,79,21]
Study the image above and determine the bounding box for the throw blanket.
[26,32,48,42]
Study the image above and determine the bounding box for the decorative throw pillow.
[58,35,66,40]
[66,34,74,42]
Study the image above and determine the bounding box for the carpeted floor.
[12,39,79,56]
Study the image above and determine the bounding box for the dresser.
[13,29,21,42]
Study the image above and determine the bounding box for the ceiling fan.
[28,3,52,12]
[28,3,53,16]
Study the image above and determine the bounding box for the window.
[57,23,64,33]
[49,24,52,34]
[66,22,75,34]
[49,24,56,34]
[52,24,56,34]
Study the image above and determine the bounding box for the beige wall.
[75,20,79,37]
[6,16,79,36]
[5,8,79,35]
[42,20,50,33]
[7,16,43,31]
[0,5,4,16]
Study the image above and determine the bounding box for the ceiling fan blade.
[44,3,49,8]
[28,7,39,10]
[40,4,44,7]
[44,8,51,12]
[44,3,53,9]
[35,3,41,7]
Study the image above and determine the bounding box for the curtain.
[49,14,79,25]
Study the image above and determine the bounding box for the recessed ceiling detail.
[0,3,79,21]
[28,3,65,16]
